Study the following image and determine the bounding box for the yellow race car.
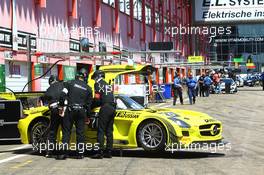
[15,65,223,151]
[17,93,223,151]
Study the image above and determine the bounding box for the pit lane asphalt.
[0,86,263,175]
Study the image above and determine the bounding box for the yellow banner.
[188,56,204,63]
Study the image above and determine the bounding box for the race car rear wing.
[98,65,155,84]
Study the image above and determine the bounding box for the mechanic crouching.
[43,75,66,158]
[58,70,93,160]
[91,70,116,159]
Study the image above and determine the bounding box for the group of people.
[43,69,116,160]
[172,71,216,105]
[173,71,264,105]
[198,72,220,96]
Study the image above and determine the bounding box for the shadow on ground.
[111,149,225,159]
[0,140,22,145]
[0,147,225,160]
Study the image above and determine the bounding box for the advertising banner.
[193,0,264,24]
[246,63,256,69]
[233,57,243,63]
[34,64,42,76]
[63,66,76,81]
[0,65,6,92]
[188,56,204,63]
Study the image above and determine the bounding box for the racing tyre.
[30,121,49,150]
[137,120,167,151]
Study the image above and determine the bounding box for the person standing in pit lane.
[213,71,221,94]
[186,73,197,105]
[91,70,116,159]
[172,73,183,106]
[204,73,213,97]
[198,74,205,97]
[43,75,66,158]
[58,70,93,160]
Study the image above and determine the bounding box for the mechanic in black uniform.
[43,75,66,158]
[91,70,116,159]
[58,70,93,160]
[198,74,205,97]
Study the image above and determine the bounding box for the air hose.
[22,59,65,92]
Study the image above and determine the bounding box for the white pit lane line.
[0,154,29,164]
[7,144,32,151]
[0,144,33,165]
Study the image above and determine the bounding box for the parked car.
[244,75,256,87]
[219,78,238,93]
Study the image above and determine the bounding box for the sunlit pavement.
[0,86,263,175]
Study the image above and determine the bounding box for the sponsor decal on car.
[115,111,139,119]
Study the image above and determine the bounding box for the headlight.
[169,117,190,128]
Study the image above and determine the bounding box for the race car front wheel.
[137,120,166,151]
[30,121,49,149]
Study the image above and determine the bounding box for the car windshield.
[116,95,144,110]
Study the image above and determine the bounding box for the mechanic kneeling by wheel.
[43,75,66,158]
[58,69,93,160]
[91,70,116,159]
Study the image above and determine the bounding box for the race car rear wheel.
[137,120,166,151]
[30,121,49,150]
